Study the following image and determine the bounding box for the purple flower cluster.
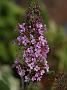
[14,4,49,82]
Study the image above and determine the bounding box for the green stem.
[20,77,24,90]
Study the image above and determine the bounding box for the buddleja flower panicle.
[13,3,49,82]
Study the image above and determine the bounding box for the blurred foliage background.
[0,0,67,90]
